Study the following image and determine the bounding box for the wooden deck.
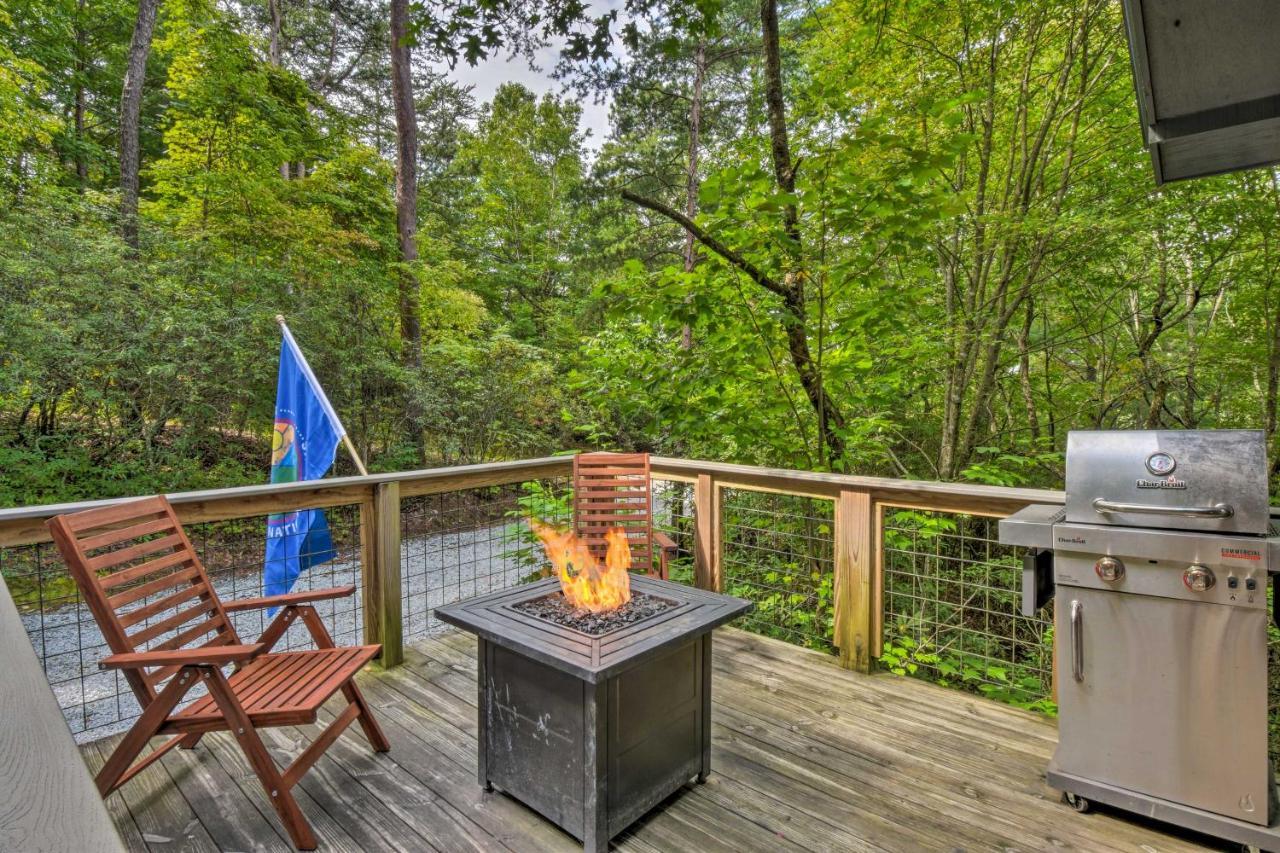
[84,628,1226,852]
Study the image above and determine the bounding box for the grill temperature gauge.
[1183,564,1215,592]
[1095,556,1125,582]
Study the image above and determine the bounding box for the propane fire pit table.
[435,575,751,852]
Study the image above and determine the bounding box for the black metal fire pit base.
[435,576,751,852]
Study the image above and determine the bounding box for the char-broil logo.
[1222,547,1262,561]
[1057,535,1088,546]
[1136,475,1188,490]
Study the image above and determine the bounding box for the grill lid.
[1064,429,1270,535]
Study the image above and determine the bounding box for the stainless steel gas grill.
[999,429,1280,848]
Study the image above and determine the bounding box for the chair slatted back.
[47,496,240,702]
[572,452,656,573]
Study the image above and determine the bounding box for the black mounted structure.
[1120,0,1280,184]
[435,576,751,853]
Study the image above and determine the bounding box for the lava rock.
[513,591,677,635]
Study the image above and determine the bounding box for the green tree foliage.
[580,0,1280,486]
[0,1,570,504]
[450,84,590,345]
[4,0,1280,509]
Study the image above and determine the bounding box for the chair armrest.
[100,643,266,670]
[653,531,679,552]
[223,585,357,613]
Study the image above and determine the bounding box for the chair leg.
[341,680,390,752]
[296,607,391,753]
[203,666,318,851]
[97,666,199,796]
[178,733,203,750]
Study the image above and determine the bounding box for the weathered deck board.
[85,627,1229,852]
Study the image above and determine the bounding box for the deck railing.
[647,458,1060,705]
[0,458,570,739]
[0,454,1069,742]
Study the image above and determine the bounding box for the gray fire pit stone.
[434,575,751,852]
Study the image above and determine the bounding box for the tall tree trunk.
[269,0,290,179]
[390,0,423,461]
[119,0,160,254]
[390,0,420,368]
[680,41,706,350]
[1017,298,1040,444]
[759,0,845,466]
[73,0,88,190]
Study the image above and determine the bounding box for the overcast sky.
[429,3,623,155]
[440,50,613,152]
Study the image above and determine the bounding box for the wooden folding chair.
[572,452,679,579]
[47,495,390,851]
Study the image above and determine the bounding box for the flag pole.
[275,314,370,477]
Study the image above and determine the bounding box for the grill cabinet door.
[1055,585,1269,824]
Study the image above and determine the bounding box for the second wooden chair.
[572,451,679,579]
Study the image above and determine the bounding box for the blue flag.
[264,324,344,609]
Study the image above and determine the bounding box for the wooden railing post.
[871,501,885,659]
[833,489,874,672]
[693,474,721,592]
[361,481,403,667]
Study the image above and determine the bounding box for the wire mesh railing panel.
[188,505,363,651]
[399,477,572,640]
[719,489,835,652]
[652,479,695,585]
[1,502,363,743]
[880,509,1054,713]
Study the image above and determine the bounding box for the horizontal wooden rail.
[0,457,574,547]
[651,456,1064,515]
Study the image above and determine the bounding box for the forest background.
[4,0,1279,507]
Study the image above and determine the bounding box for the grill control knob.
[1183,564,1215,592]
[1094,556,1125,582]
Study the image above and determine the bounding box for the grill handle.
[1070,600,1084,683]
[1092,499,1234,519]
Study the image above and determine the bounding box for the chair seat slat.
[277,649,360,710]
[233,653,315,710]
[174,647,379,720]
[272,651,350,709]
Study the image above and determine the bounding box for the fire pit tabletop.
[433,575,751,683]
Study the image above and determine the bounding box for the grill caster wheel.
[1063,792,1090,813]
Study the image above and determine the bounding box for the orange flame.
[530,520,632,613]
